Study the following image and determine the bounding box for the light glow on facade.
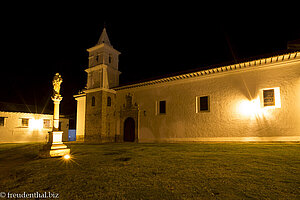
[29,119,43,130]
[238,87,281,118]
[238,97,262,117]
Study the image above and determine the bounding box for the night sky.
[1,3,299,116]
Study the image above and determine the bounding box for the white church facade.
[74,28,300,143]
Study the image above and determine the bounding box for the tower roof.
[97,28,111,46]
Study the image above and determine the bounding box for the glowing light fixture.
[29,119,43,130]
[63,154,71,160]
[238,87,281,118]
[238,97,262,117]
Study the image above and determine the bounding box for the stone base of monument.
[39,131,70,158]
[39,147,70,158]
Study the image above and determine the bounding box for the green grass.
[0,142,299,199]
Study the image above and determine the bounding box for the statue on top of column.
[52,73,63,97]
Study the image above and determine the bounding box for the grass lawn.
[0,142,299,199]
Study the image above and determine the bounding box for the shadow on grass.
[114,157,131,162]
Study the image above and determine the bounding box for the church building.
[74,28,300,143]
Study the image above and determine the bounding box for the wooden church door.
[124,117,135,142]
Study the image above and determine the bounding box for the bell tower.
[83,27,120,143]
[86,27,121,89]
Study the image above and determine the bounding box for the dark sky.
[1,3,299,116]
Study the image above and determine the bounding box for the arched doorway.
[124,117,135,142]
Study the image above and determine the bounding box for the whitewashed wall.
[116,57,300,142]
[0,112,53,143]
[0,112,70,143]
[75,95,86,141]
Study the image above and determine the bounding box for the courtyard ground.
[0,142,299,199]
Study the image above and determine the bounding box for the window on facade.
[22,118,29,127]
[0,117,5,126]
[158,100,166,114]
[109,55,112,64]
[107,96,111,107]
[261,87,281,108]
[92,96,95,106]
[263,89,275,107]
[196,96,210,112]
[43,119,51,129]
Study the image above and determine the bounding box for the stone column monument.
[40,73,70,158]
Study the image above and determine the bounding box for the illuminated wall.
[74,94,86,141]
[115,52,300,142]
[0,112,69,143]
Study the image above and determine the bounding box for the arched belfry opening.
[123,117,135,142]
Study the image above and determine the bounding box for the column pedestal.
[40,131,70,158]
[49,130,70,157]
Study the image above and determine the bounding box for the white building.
[0,102,69,143]
[75,28,300,143]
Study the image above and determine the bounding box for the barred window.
[22,118,29,127]
[43,119,51,128]
[263,89,275,107]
